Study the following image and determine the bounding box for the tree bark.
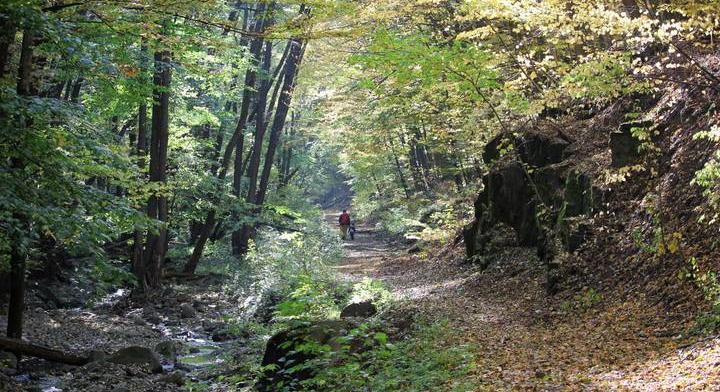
[387,136,411,199]
[256,38,303,206]
[143,49,171,288]
[235,33,305,254]
[7,30,36,341]
[184,3,268,273]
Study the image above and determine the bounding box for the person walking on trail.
[339,209,351,240]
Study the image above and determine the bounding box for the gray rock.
[87,350,107,362]
[110,382,129,392]
[340,301,377,318]
[107,346,163,373]
[158,371,185,386]
[610,120,652,167]
[180,303,196,319]
[0,351,17,375]
[130,314,146,326]
[143,307,161,324]
[154,341,178,363]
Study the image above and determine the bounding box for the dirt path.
[324,214,397,283]
[322,215,719,391]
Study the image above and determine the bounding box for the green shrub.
[299,320,479,392]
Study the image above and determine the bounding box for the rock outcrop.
[464,131,597,288]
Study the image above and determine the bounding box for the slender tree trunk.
[256,38,303,206]
[185,4,268,272]
[143,49,171,288]
[387,136,411,199]
[230,19,271,255]
[132,101,148,292]
[233,40,275,255]
[244,41,274,206]
[235,33,305,254]
[7,30,36,342]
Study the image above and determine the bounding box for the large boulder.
[257,320,354,391]
[107,346,162,373]
[515,133,569,167]
[563,170,595,217]
[465,131,596,273]
[340,301,377,318]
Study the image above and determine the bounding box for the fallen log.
[0,337,91,366]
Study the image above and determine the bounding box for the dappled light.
[1,0,720,391]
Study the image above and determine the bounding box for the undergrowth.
[296,320,480,392]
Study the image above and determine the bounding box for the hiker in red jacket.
[339,209,351,240]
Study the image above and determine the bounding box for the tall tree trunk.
[256,38,303,206]
[185,3,268,273]
[232,41,275,256]
[143,49,171,288]
[230,20,271,255]
[387,136,411,199]
[7,29,36,341]
[235,33,305,254]
[132,101,148,292]
[244,41,274,207]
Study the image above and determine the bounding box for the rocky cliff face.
[464,131,596,291]
[464,81,719,301]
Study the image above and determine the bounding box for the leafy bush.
[680,257,720,334]
[300,320,479,391]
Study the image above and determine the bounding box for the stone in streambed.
[154,341,178,363]
[158,371,185,386]
[180,303,196,319]
[0,351,17,375]
[107,346,163,373]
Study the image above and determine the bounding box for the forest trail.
[322,213,720,390]
[324,212,397,282]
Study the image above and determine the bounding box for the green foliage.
[349,278,392,308]
[274,274,342,320]
[90,257,138,301]
[680,257,720,334]
[300,321,479,391]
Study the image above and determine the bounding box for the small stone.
[340,301,377,318]
[111,382,129,392]
[87,350,107,362]
[154,341,178,363]
[143,308,162,324]
[212,330,233,342]
[158,371,185,386]
[180,303,196,319]
[0,351,17,375]
[131,314,146,326]
[108,346,163,373]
